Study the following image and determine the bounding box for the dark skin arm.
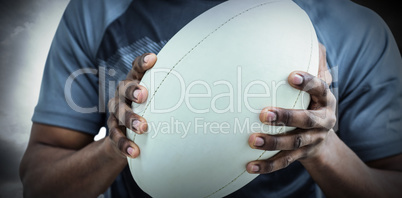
[246,44,402,197]
[20,124,125,197]
[19,53,157,197]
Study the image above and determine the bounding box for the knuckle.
[272,136,278,150]
[265,136,278,150]
[315,131,327,143]
[313,78,328,96]
[117,137,129,152]
[327,93,337,107]
[131,56,141,69]
[261,160,274,173]
[132,72,142,80]
[130,56,146,80]
[327,114,337,129]
[300,74,314,90]
[109,127,121,141]
[117,80,125,88]
[305,114,316,129]
[317,81,334,106]
[109,102,127,126]
[122,81,139,100]
[304,77,326,96]
[117,103,125,117]
[106,116,115,128]
[117,105,129,125]
[303,133,312,146]
[127,81,140,97]
[281,110,292,126]
[107,98,119,114]
[124,109,135,125]
[299,148,310,160]
[321,82,329,98]
[117,81,126,98]
[284,155,293,168]
[294,135,303,149]
[322,111,336,129]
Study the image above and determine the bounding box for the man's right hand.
[107,53,156,158]
[19,53,156,197]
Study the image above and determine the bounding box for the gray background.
[0,0,70,197]
[0,0,400,197]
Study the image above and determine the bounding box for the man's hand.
[19,53,157,197]
[106,53,155,158]
[246,44,337,174]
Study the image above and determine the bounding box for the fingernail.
[265,111,277,122]
[292,74,303,85]
[252,165,260,172]
[127,147,134,156]
[132,120,141,130]
[143,55,151,63]
[133,89,141,100]
[254,137,264,147]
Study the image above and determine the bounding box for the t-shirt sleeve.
[334,4,402,162]
[32,1,106,135]
[296,0,402,162]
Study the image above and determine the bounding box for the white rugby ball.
[127,0,319,197]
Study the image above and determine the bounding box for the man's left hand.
[247,44,337,174]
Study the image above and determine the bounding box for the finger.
[246,148,309,174]
[116,80,148,104]
[127,53,157,80]
[259,107,336,129]
[287,71,335,106]
[107,97,148,134]
[107,115,140,158]
[248,128,327,151]
[317,43,332,85]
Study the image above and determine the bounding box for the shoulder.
[295,0,401,95]
[295,0,391,52]
[60,0,133,61]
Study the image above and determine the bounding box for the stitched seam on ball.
[204,150,267,198]
[140,0,282,118]
[133,0,282,149]
[204,13,315,198]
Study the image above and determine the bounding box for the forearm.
[20,137,126,197]
[300,131,402,198]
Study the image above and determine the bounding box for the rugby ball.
[127,0,319,197]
